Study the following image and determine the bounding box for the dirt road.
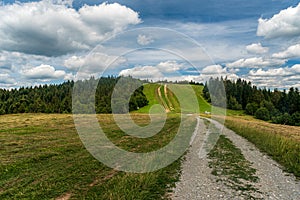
[172,118,300,199]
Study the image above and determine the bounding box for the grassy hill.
[136,83,208,114]
[136,83,243,116]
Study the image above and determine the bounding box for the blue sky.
[0,0,300,89]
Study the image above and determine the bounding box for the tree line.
[0,76,148,115]
[203,77,300,126]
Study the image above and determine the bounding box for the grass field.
[191,85,211,113]
[137,83,244,116]
[0,113,197,199]
[134,84,160,113]
[1,83,299,199]
[138,83,207,114]
[137,83,202,114]
[221,116,300,178]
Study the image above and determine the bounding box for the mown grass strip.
[208,134,261,199]
[191,85,211,113]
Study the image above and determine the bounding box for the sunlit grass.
[222,116,300,178]
[138,83,242,116]
[134,83,160,113]
[0,113,195,199]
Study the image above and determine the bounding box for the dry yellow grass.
[217,115,300,177]
[0,113,74,128]
[224,115,300,142]
[0,114,77,165]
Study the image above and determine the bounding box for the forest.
[0,76,148,115]
[203,77,300,126]
[2,75,300,126]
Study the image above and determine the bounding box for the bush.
[245,103,258,115]
[228,96,242,110]
[0,108,5,115]
[255,107,270,121]
[260,100,275,113]
[291,112,300,126]
[272,113,294,125]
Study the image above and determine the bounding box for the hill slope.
[136,83,212,114]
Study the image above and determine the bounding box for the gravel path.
[171,118,300,200]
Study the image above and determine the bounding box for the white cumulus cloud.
[119,61,186,79]
[257,3,300,38]
[226,57,286,68]
[249,68,292,77]
[201,65,227,74]
[0,54,6,62]
[64,53,127,72]
[290,64,300,73]
[156,61,184,72]
[247,64,300,88]
[23,64,66,79]
[0,1,141,56]
[272,44,300,59]
[120,65,163,79]
[246,43,269,54]
[200,64,238,81]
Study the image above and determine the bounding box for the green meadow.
[0,113,197,199]
[1,83,299,199]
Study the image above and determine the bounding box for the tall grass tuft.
[225,118,300,178]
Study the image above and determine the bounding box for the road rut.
[172,118,300,199]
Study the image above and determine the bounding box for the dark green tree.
[255,107,270,121]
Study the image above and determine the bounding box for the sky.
[0,0,300,89]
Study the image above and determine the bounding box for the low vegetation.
[208,135,260,199]
[135,83,160,113]
[0,113,196,199]
[223,116,300,178]
[1,79,299,199]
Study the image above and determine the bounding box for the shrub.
[291,112,300,126]
[260,100,275,113]
[255,107,270,121]
[245,103,259,115]
[228,96,242,110]
[272,113,295,125]
[0,108,5,115]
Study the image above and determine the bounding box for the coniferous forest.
[203,77,300,126]
[0,76,148,115]
[1,75,300,126]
